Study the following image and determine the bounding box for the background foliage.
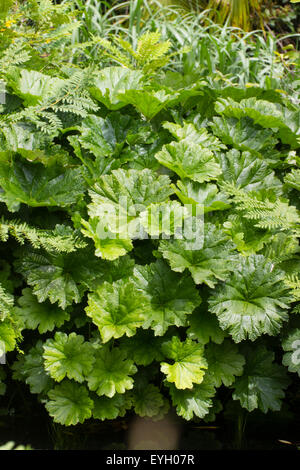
[0,0,299,449]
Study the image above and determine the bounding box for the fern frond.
[222,182,300,233]
[0,41,31,74]
[96,38,132,68]
[136,32,170,65]
[117,38,137,61]
[0,218,87,253]
[292,304,300,314]
[0,283,14,321]
[262,233,300,265]
[96,31,173,75]
[244,202,300,230]
[1,68,98,136]
[285,275,300,301]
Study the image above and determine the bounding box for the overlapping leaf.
[161,336,207,389]
[119,330,164,366]
[159,223,236,287]
[155,141,221,183]
[215,97,300,148]
[92,393,133,421]
[14,288,70,333]
[0,155,86,212]
[140,201,187,237]
[14,249,106,309]
[217,149,282,193]
[163,121,225,151]
[132,379,167,418]
[187,308,226,345]
[223,215,273,255]
[282,329,300,376]
[232,345,290,413]
[208,255,294,342]
[215,97,284,129]
[7,69,64,106]
[12,341,53,394]
[86,346,137,397]
[90,67,143,110]
[119,89,178,120]
[131,259,201,335]
[81,218,133,261]
[211,116,278,153]
[174,180,231,213]
[85,168,174,246]
[205,340,245,387]
[43,332,95,383]
[46,381,93,426]
[85,278,148,343]
[167,377,216,420]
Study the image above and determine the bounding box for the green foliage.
[0,282,14,321]
[12,340,53,394]
[0,318,21,352]
[43,332,95,383]
[232,344,290,413]
[92,393,133,421]
[95,31,175,75]
[221,183,300,233]
[84,168,174,247]
[215,98,300,148]
[14,288,70,333]
[119,330,164,366]
[285,169,300,191]
[131,259,201,335]
[161,336,208,389]
[86,346,137,398]
[85,278,148,342]
[0,0,80,62]
[65,0,300,96]
[0,219,87,253]
[161,0,264,32]
[205,340,245,387]
[132,374,169,419]
[0,156,86,212]
[187,308,226,345]
[167,376,216,420]
[208,255,294,343]
[217,149,281,193]
[14,248,106,308]
[89,67,143,110]
[159,223,236,287]
[173,180,231,213]
[282,329,300,377]
[155,142,222,183]
[1,2,299,434]
[46,381,94,426]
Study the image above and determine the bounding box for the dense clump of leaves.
[0,1,299,429]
